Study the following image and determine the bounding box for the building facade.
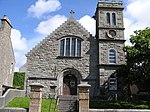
[0,16,15,95]
[25,0,125,98]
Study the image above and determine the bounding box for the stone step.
[59,101,77,104]
[58,95,77,100]
[58,95,78,112]
[58,104,77,108]
[58,109,77,111]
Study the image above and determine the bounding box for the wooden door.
[63,75,77,95]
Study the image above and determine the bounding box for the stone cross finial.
[70,10,75,17]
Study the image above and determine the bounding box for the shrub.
[90,100,150,109]
[133,94,150,101]
[13,72,25,89]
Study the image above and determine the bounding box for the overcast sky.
[0,0,150,71]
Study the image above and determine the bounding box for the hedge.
[13,72,25,89]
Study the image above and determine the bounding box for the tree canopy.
[116,27,150,86]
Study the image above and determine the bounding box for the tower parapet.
[98,0,123,9]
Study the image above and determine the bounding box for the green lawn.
[6,97,58,112]
[6,97,150,111]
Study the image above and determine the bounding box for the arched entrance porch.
[57,68,82,96]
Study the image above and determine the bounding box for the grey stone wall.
[99,41,125,65]
[27,80,57,97]
[0,89,25,108]
[96,2,124,29]
[0,16,15,95]
[95,1,126,95]
[99,68,116,86]
[26,18,98,97]
[88,37,99,96]
[0,108,27,112]
[99,29,124,40]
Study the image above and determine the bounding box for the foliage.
[90,100,150,109]
[13,72,25,89]
[6,97,58,112]
[116,27,150,86]
[132,94,150,101]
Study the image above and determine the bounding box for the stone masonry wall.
[26,18,98,97]
[95,1,125,95]
[99,41,125,65]
[99,68,116,87]
[98,9,124,28]
[97,2,124,29]
[0,16,15,95]
[88,37,99,97]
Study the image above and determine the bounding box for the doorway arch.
[57,68,82,96]
[61,68,82,95]
[63,74,77,95]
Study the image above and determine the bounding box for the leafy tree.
[116,27,150,87]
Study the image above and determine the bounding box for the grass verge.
[6,97,150,111]
[6,97,57,112]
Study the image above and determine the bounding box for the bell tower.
[94,0,125,94]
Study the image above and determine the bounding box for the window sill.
[57,56,82,59]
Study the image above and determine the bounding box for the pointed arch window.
[109,49,116,64]
[106,13,110,25]
[112,13,116,25]
[60,37,81,57]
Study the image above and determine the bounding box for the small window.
[112,13,116,25]
[109,49,116,64]
[109,75,117,91]
[60,39,65,56]
[66,38,70,56]
[77,39,81,56]
[71,38,76,56]
[60,37,81,57]
[106,13,110,25]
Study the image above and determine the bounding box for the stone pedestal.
[29,83,44,112]
[78,82,91,112]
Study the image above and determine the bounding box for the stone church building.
[25,0,125,98]
[0,16,15,95]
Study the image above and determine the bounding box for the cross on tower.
[70,10,75,17]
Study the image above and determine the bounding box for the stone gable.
[25,17,98,97]
[26,17,91,78]
[27,17,90,57]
